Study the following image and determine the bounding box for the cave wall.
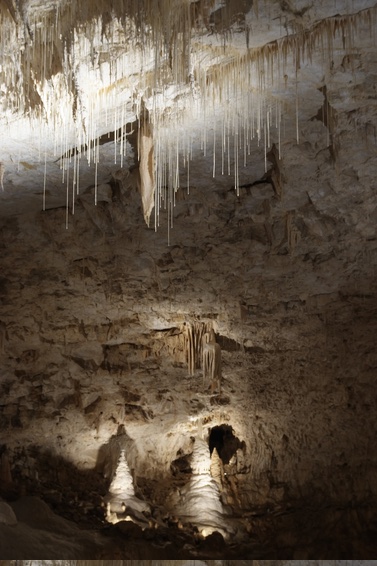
[1,110,377,513]
[0,33,377,553]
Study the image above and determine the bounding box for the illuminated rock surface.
[0,0,377,559]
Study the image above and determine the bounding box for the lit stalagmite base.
[103,449,151,527]
[168,437,232,538]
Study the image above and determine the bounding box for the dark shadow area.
[209,424,244,464]
[0,444,108,528]
[217,333,242,351]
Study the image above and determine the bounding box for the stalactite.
[184,320,212,376]
[0,162,4,191]
[43,152,47,209]
[1,1,376,228]
[139,115,155,227]
[286,210,301,251]
[94,135,99,205]
[65,156,70,229]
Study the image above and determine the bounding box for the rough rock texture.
[0,0,377,560]
[1,112,377,556]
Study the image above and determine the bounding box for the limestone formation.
[210,447,224,492]
[139,115,155,227]
[0,163,4,191]
[103,449,151,527]
[202,330,222,394]
[185,321,212,376]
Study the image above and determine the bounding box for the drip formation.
[0,0,376,227]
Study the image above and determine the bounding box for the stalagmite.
[210,447,224,492]
[103,448,150,525]
[169,436,230,538]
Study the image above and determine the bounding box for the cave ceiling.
[0,0,376,224]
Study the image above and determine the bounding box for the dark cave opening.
[208,424,243,464]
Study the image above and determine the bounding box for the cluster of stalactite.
[184,320,213,376]
[0,1,376,228]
